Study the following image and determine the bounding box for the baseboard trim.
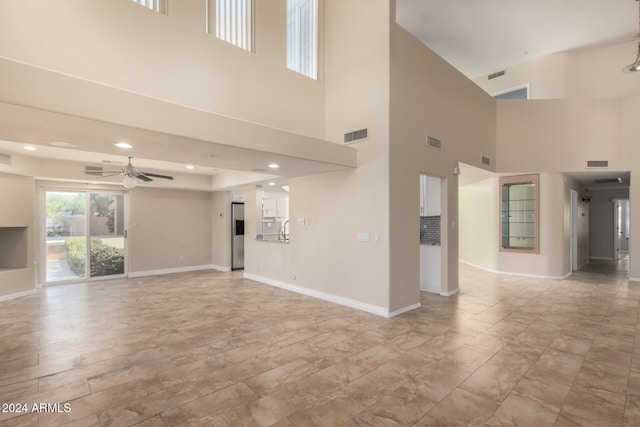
[441,288,460,296]
[244,273,411,318]
[629,277,640,283]
[460,261,571,280]
[211,264,232,272]
[0,289,36,302]
[129,264,217,278]
[388,303,421,317]
[589,257,616,261]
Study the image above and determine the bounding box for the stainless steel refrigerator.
[231,203,244,270]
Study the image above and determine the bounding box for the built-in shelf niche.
[0,227,28,271]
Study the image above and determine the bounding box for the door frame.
[40,186,129,286]
[570,190,578,271]
[612,198,630,259]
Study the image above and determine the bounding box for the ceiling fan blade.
[136,174,153,182]
[85,172,122,179]
[84,170,120,175]
[140,172,174,180]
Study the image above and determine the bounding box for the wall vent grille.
[85,166,104,175]
[586,160,609,168]
[0,153,10,165]
[427,136,442,150]
[482,156,491,166]
[344,128,368,144]
[488,70,506,80]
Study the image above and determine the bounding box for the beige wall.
[589,188,629,260]
[460,172,589,278]
[389,23,497,305]
[0,0,324,137]
[459,176,499,271]
[497,96,638,278]
[244,0,393,312]
[0,173,35,297]
[211,191,232,270]
[497,98,625,172]
[571,178,591,270]
[474,40,640,99]
[129,188,212,273]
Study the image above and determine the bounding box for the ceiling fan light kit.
[122,175,137,189]
[84,157,174,189]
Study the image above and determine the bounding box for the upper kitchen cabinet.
[420,175,441,216]
[262,196,288,219]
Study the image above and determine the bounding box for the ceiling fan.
[84,157,174,189]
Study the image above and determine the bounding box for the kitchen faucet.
[281,220,290,241]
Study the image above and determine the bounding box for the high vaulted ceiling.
[396,0,640,79]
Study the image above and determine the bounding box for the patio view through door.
[45,190,126,283]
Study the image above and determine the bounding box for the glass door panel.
[45,191,87,282]
[89,193,125,278]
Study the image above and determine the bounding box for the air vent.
[586,160,609,168]
[488,70,506,80]
[594,177,622,184]
[344,128,368,144]
[482,156,491,166]
[85,166,104,176]
[0,153,10,165]
[427,136,442,150]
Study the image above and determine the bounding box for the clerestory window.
[210,0,252,51]
[287,0,318,79]
[131,0,166,14]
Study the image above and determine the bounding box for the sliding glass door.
[45,190,126,283]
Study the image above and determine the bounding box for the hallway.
[0,262,638,426]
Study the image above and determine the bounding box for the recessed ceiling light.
[268,182,276,186]
[114,142,133,149]
[186,165,195,170]
[23,146,37,151]
[268,163,280,169]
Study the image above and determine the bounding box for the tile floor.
[0,259,638,426]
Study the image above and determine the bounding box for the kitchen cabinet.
[262,197,288,219]
[275,197,288,218]
[262,198,276,218]
[420,175,440,216]
[419,175,426,215]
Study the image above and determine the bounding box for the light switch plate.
[357,233,370,242]
[296,217,305,226]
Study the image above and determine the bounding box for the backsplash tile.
[420,215,441,245]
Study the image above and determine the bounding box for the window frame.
[499,174,540,254]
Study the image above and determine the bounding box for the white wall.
[474,40,640,99]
